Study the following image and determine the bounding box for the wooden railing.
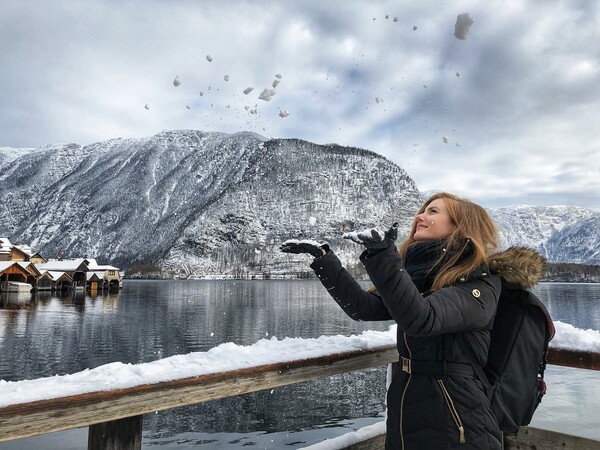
[0,346,598,450]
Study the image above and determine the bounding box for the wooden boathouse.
[0,238,122,293]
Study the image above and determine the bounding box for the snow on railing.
[1,322,598,408]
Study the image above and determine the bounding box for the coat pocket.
[437,379,466,444]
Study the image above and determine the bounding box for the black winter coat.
[310,245,503,450]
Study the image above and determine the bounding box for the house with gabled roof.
[0,239,47,263]
[86,259,122,291]
[0,238,13,262]
[15,244,47,264]
[0,261,35,292]
[37,271,73,291]
[35,259,90,290]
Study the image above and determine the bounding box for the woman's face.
[413,198,456,241]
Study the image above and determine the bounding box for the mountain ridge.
[1,130,598,277]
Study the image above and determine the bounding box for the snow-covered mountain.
[0,146,37,168]
[0,130,422,277]
[490,205,599,261]
[0,130,598,277]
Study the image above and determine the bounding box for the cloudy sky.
[2,0,599,210]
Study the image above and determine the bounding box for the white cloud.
[1,0,599,210]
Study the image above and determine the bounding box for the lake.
[0,280,599,449]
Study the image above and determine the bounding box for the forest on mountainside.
[542,263,600,283]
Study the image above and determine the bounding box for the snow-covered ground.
[0,321,598,408]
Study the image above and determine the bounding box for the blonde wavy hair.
[397,192,499,291]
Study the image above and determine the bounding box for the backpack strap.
[455,333,492,397]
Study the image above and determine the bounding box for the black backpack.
[458,279,555,433]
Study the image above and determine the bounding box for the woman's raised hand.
[343,222,399,252]
[279,239,330,258]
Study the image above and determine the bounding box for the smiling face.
[413,198,457,241]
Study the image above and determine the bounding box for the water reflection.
[1,281,600,449]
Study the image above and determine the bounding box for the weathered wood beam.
[547,348,600,371]
[0,345,598,446]
[0,345,398,442]
[504,426,600,450]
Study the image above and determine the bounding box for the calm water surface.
[0,281,599,449]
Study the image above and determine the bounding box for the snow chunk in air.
[454,13,474,40]
[243,87,254,95]
[224,75,229,81]
[144,104,150,110]
[259,88,277,101]
[309,216,317,226]
[278,110,289,118]
[173,75,181,87]
[206,54,213,62]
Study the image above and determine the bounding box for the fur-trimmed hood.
[489,246,546,289]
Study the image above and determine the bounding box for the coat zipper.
[399,333,411,450]
[437,379,466,444]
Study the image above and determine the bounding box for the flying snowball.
[309,216,317,226]
[279,110,289,118]
[144,104,150,110]
[243,87,254,95]
[454,13,474,40]
[413,25,418,31]
[275,73,282,79]
[224,75,229,81]
[173,75,181,87]
[442,136,449,143]
[272,79,280,88]
[375,97,383,104]
[393,17,399,22]
[259,88,277,101]
[206,55,213,62]
[199,91,204,96]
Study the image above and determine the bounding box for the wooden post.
[88,415,143,450]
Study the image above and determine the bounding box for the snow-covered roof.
[86,271,105,281]
[0,261,33,273]
[36,259,89,272]
[43,271,72,281]
[0,238,12,248]
[14,244,34,256]
[91,264,120,271]
[0,262,16,271]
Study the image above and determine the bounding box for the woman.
[281,192,504,449]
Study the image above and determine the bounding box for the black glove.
[279,240,330,258]
[343,222,399,253]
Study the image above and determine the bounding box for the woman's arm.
[310,251,393,321]
[360,245,500,335]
